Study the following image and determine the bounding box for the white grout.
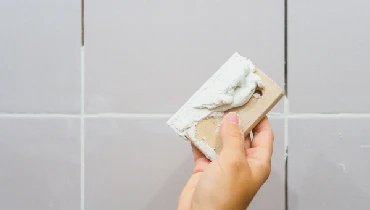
[1,112,370,118]
[266,115,284,119]
[80,46,85,210]
[84,113,173,118]
[0,113,288,118]
[267,112,285,116]
[287,113,370,118]
[0,114,81,118]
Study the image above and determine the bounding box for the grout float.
[167,52,264,160]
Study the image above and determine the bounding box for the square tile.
[288,0,370,113]
[288,118,370,210]
[85,0,284,113]
[0,0,81,113]
[85,117,285,210]
[0,118,80,210]
[85,117,192,210]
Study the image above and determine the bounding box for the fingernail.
[225,112,239,124]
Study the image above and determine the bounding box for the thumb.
[220,112,245,154]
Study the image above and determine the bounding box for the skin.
[178,112,274,210]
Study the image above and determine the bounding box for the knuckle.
[227,129,242,139]
[227,153,246,172]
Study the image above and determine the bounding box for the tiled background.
[0,0,369,210]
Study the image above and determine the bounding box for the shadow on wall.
[289,153,369,210]
[248,167,285,210]
[145,155,193,210]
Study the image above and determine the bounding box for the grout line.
[80,41,85,210]
[0,114,81,118]
[284,97,289,210]
[285,153,288,210]
[284,0,288,97]
[284,0,289,157]
[267,112,285,116]
[287,113,370,118]
[84,113,173,118]
[0,113,286,118]
[81,0,84,46]
[265,115,284,119]
[2,112,370,118]
[84,113,285,118]
[284,97,289,157]
[284,1,289,209]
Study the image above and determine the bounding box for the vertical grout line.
[81,52,85,210]
[80,48,85,210]
[284,0,288,97]
[284,97,289,210]
[81,0,84,46]
[284,0,289,210]
[80,0,85,207]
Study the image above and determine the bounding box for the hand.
[178,112,274,210]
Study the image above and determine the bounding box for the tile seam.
[1,113,370,118]
[0,113,285,118]
[80,44,85,210]
[284,97,289,210]
[284,0,289,208]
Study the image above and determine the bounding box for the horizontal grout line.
[84,113,173,118]
[1,113,370,118]
[287,113,370,118]
[85,114,286,119]
[0,114,81,118]
[0,113,283,118]
[0,113,173,118]
[267,115,284,118]
[267,112,284,116]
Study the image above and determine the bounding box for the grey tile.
[0,0,81,113]
[85,118,193,210]
[85,117,285,210]
[288,0,370,113]
[249,118,285,210]
[85,0,284,114]
[288,118,370,210]
[0,118,80,210]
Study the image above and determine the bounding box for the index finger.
[251,117,274,155]
[191,144,210,173]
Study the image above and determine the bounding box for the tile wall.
[0,0,369,209]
